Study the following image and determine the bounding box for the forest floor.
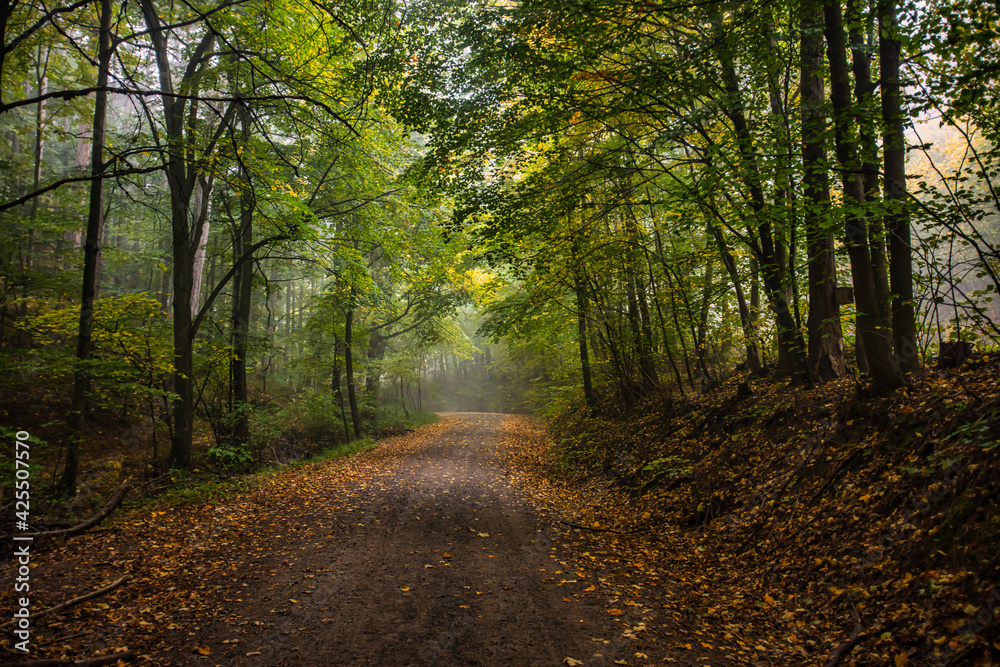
[6,352,1000,667]
[4,413,724,666]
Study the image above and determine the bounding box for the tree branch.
[0,576,132,630]
[25,481,130,539]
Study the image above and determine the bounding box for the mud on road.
[215,412,630,666]
[16,414,640,666]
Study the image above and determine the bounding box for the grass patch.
[403,411,439,430]
[128,417,438,512]
[311,436,378,464]
[130,474,252,511]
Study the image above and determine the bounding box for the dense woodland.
[0,0,998,495]
[2,0,1000,664]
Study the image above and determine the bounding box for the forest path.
[193,413,629,666]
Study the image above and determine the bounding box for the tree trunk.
[802,0,845,383]
[845,0,892,327]
[696,237,715,382]
[230,103,254,447]
[189,175,213,319]
[61,0,113,495]
[826,0,903,389]
[140,0,221,468]
[365,329,385,398]
[710,8,809,381]
[24,48,47,276]
[710,224,762,371]
[345,286,362,439]
[572,245,595,411]
[879,0,920,374]
[333,333,350,442]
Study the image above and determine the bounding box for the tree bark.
[61,0,113,494]
[332,332,350,442]
[879,0,920,373]
[571,239,595,410]
[845,0,892,328]
[802,0,845,383]
[710,8,809,381]
[826,0,903,389]
[230,102,254,447]
[345,286,362,439]
[710,224,762,371]
[695,236,715,382]
[189,175,214,319]
[140,0,221,468]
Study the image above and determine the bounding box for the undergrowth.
[547,353,1000,665]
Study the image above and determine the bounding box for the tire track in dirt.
[199,413,628,666]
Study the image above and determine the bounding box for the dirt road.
[177,413,629,666]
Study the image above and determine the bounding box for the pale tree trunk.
[696,237,715,382]
[189,175,213,319]
[61,0,114,495]
[24,48,48,275]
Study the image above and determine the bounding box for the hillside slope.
[527,354,1000,665]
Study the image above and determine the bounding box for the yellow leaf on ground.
[608,608,624,616]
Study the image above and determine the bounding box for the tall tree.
[879,0,920,373]
[61,0,115,494]
[801,0,846,382]
[825,0,903,389]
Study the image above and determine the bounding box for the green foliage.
[0,427,50,494]
[309,437,378,465]
[947,414,999,451]
[403,411,439,430]
[11,294,175,417]
[144,474,252,510]
[284,392,343,445]
[642,455,694,479]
